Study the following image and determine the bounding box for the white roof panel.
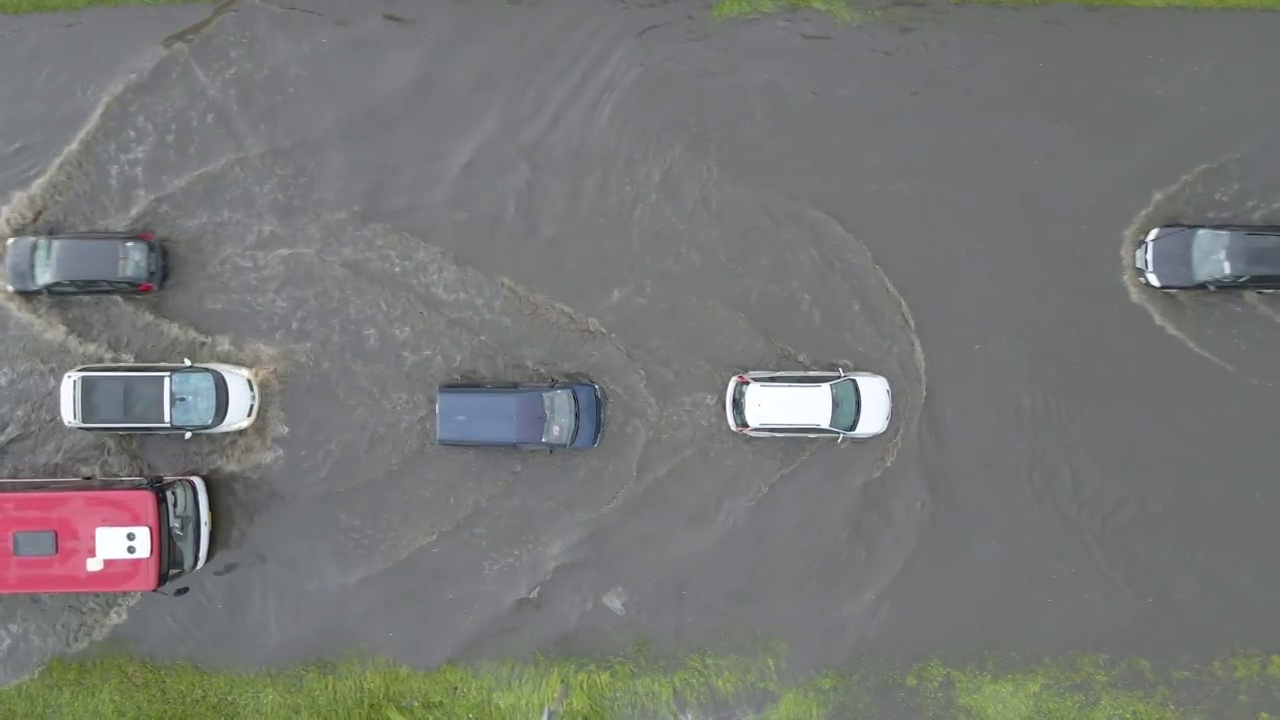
[742,384,832,428]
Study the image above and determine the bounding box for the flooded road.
[0,0,1279,680]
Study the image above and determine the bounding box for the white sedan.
[724,370,892,439]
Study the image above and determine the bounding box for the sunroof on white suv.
[60,359,260,438]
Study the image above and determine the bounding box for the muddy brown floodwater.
[0,0,1278,684]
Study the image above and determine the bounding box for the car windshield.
[541,388,578,445]
[1190,229,1235,283]
[170,370,219,428]
[30,237,55,287]
[829,379,862,433]
[160,480,200,584]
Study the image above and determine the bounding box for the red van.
[0,475,211,595]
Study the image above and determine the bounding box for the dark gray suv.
[4,231,166,296]
[1135,224,1280,291]
[434,381,604,450]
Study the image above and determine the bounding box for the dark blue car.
[434,381,604,450]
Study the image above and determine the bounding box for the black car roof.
[78,375,168,425]
[46,237,133,283]
[1231,232,1280,275]
[435,386,548,445]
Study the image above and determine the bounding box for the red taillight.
[735,375,749,384]
[137,232,155,241]
[138,283,154,292]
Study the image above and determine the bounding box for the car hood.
[853,376,893,436]
[1145,229,1197,287]
[220,370,258,428]
[4,236,36,291]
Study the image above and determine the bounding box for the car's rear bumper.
[155,244,169,285]
[59,373,79,426]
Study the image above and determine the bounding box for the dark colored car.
[434,381,604,450]
[1135,225,1280,291]
[4,231,165,296]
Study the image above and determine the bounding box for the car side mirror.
[182,358,193,366]
[183,431,193,440]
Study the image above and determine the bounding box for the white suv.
[724,370,892,439]
[60,359,259,438]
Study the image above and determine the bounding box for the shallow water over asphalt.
[0,0,1278,682]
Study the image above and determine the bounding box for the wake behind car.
[435,381,604,450]
[4,231,165,296]
[1134,224,1280,291]
[61,359,259,438]
[725,370,892,439]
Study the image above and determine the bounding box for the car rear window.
[120,241,151,280]
[31,237,55,287]
[731,381,749,429]
[79,375,167,425]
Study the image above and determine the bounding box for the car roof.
[0,488,161,594]
[1228,231,1280,275]
[46,237,132,282]
[70,363,188,372]
[435,387,548,444]
[78,375,169,425]
[742,384,833,428]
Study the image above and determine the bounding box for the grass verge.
[6,649,1280,719]
[0,0,206,14]
[712,0,861,20]
[710,0,1280,16]
[908,656,1179,720]
[0,651,857,720]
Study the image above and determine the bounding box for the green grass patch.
[0,0,207,15]
[907,656,1181,720]
[0,651,855,720]
[9,649,1280,719]
[712,0,860,20]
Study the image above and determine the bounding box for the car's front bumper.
[1133,238,1162,287]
